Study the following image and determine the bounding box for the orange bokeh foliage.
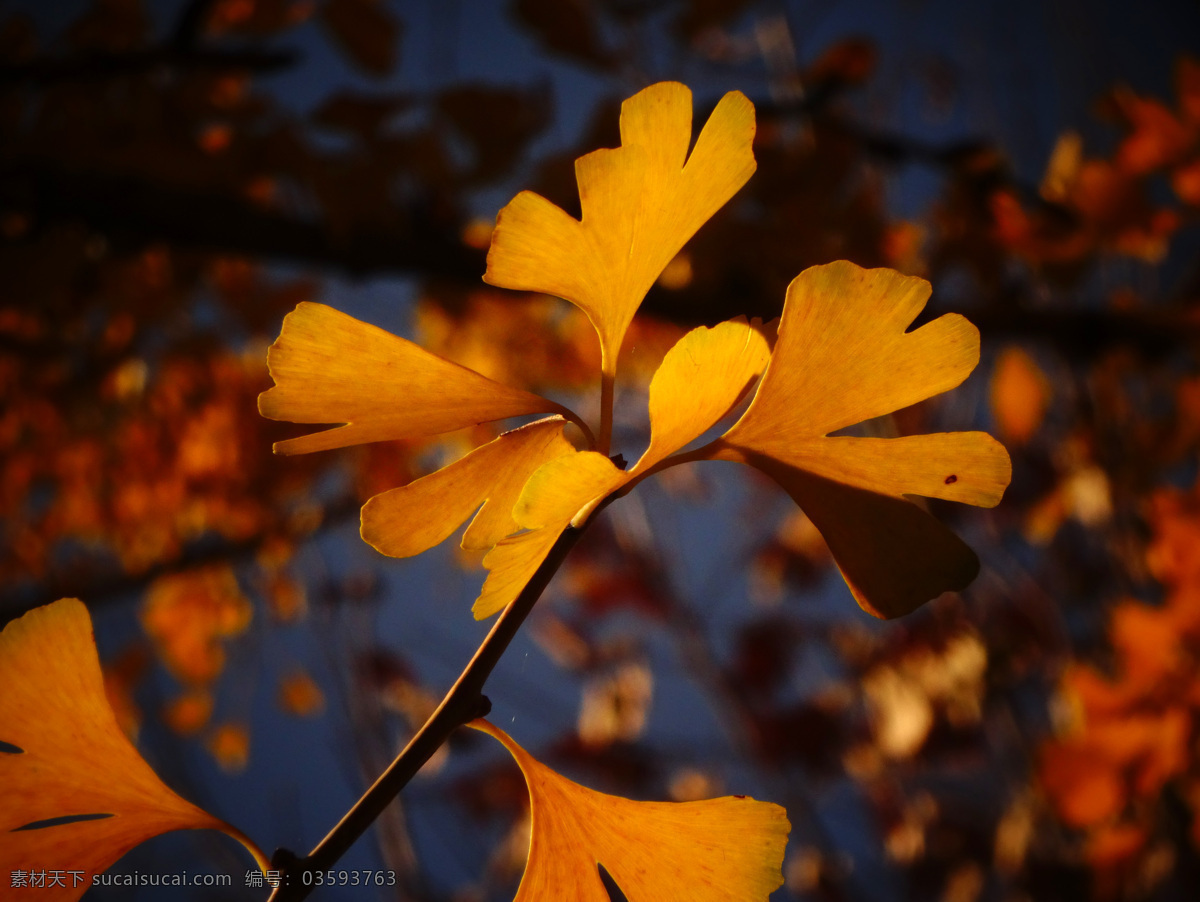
[990,347,1051,446]
[2,330,287,581]
[101,644,150,742]
[279,670,325,717]
[140,564,252,685]
[207,721,252,773]
[0,241,425,763]
[164,689,216,736]
[981,57,1200,271]
[1040,476,1200,885]
[207,0,314,37]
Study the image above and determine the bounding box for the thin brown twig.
[0,47,297,85]
[266,523,588,902]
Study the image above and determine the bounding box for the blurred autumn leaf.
[320,0,400,76]
[509,0,616,71]
[990,346,1051,446]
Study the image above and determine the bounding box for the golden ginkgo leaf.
[711,261,1012,618]
[473,451,623,619]
[636,317,772,473]
[361,416,576,559]
[471,719,789,901]
[258,301,577,454]
[1,600,267,899]
[485,81,756,439]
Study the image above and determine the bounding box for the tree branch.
[267,524,586,902]
[0,160,484,281]
[0,47,298,86]
[2,0,293,87]
[171,0,221,50]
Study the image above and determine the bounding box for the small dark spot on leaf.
[944,474,958,484]
[13,813,114,831]
[734,794,746,799]
[0,740,23,754]
[611,453,628,471]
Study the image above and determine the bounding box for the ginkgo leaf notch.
[485,81,757,451]
[470,719,790,902]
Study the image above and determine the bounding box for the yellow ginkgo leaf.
[473,320,774,620]
[711,261,1012,618]
[485,81,756,443]
[725,262,984,440]
[470,719,789,902]
[258,301,576,454]
[512,451,628,529]
[733,432,1010,507]
[473,451,624,619]
[1,600,268,899]
[361,416,576,558]
[473,528,568,620]
[513,320,774,521]
[635,317,772,474]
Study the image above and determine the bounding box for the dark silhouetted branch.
[0,46,298,86]
[1,160,484,281]
[268,523,589,902]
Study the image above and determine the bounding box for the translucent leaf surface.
[259,302,572,454]
[471,719,789,901]
[712,261,1012,617]
[637,317,771,472]
[0,600,267,898]
[485,82,756,377]
[473,451,622,619]
[361,416,575,557]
